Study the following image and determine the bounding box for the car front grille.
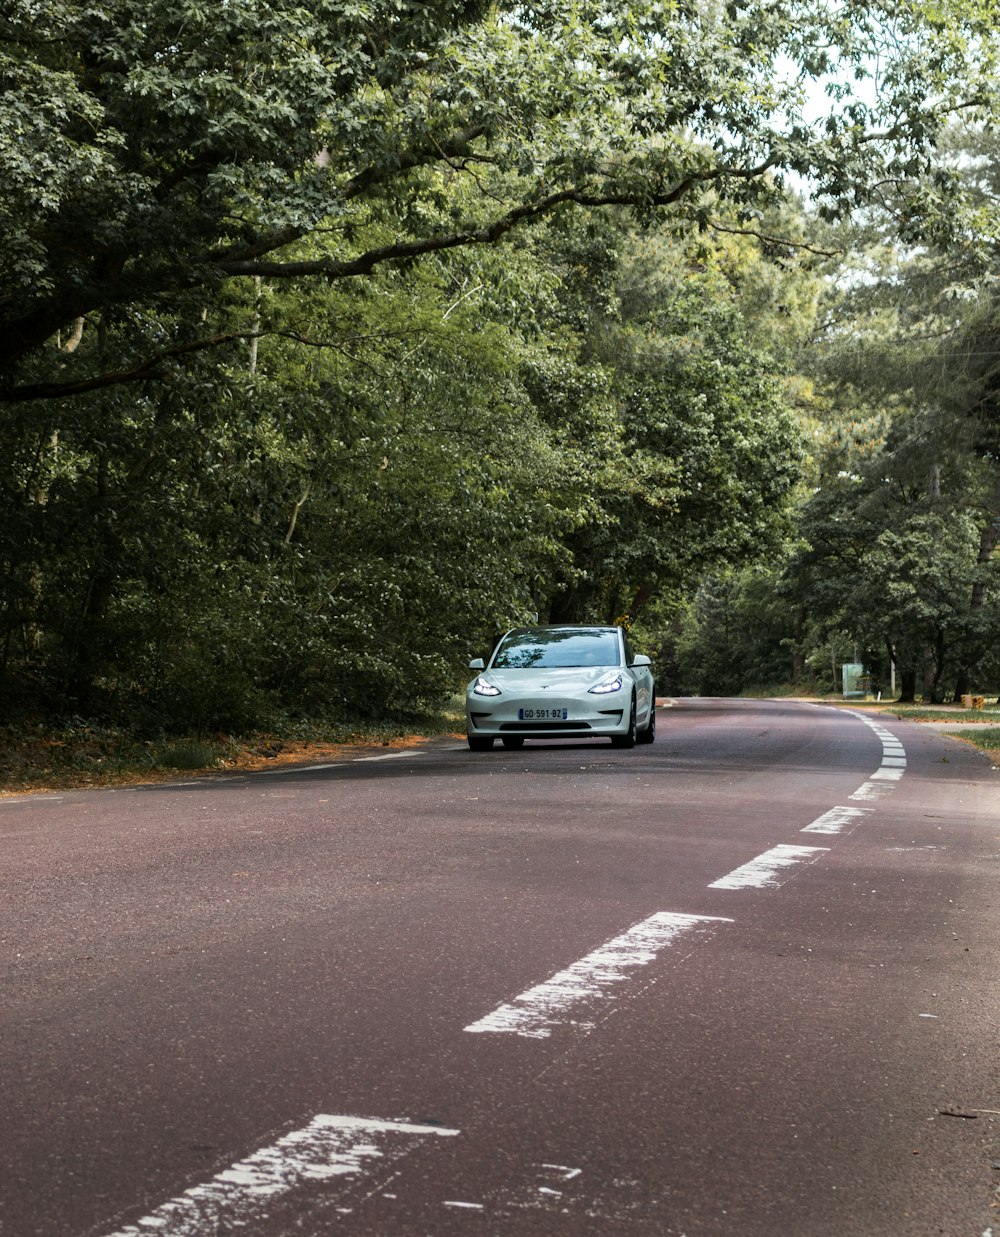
[499,721,592,731]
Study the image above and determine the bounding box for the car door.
[622,631,653,724]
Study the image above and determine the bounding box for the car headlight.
[589,672,623,694]
[473,676,502,697]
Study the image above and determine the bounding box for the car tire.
[637,697,656,744]
[467,735,494,751]
[501,736,525,749]
[611,696,637,748]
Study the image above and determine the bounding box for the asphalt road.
[2,699,999,1237]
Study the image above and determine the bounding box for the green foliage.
[542,226,803,624]
[151,739,222,771]
[2,0,997,399]
[671,569,801,697]
[4,1,998,737]
[0,234,572,725]
[0,202,813,727]
[792,122,1000,700]
[958,730,1000,757]
[677,367,1000,702]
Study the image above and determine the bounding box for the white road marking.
[845,711,907,777]
[850,781,895,801]
[354,752,427,763]
[540,1164,582,1181]
[709,844,829,890]
[0,796,64,805]
[253,751,426,775]
[870,767,904,781]
[802,806,872,835]
[104,1115,458,1237]
[464,912,732,1039]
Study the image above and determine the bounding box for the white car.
[466,624,655,751]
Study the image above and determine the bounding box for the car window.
[491,628,621,669]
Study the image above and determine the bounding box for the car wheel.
[611,695,637,748]
[467,736,494,751]
[501,736,525,749]
[637,697,656,744]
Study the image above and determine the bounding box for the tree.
[5,2,1000,725]
[674,567,800,696]
[538,224,803,625]
[801,118,1000,698]
[771,405,1000,702]
[3,0,997,402]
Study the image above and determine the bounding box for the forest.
[2,0,999,742]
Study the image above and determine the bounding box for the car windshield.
[491,628,621,669]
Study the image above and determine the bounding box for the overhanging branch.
[218,161,778,280]
[708,220,842,258]
[2,332,258,401]
[2,154,780,402]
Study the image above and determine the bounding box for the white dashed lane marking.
[802,805,872,835]
[850,780,895,801]
[0,795,64,805]
[708,843,829,890]
[464,912,732,1039]
[103,1116,459,1237]
[840,709,907,800]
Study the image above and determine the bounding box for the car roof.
[505,624,619,633]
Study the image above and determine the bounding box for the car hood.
[481,666,621,692]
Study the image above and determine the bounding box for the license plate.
[518,708,568,721]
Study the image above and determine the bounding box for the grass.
[856,706,1000,723]
[960,729,1000,752]
[0,709,465,796]
[844,701,1000,724]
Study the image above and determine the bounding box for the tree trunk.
[614,581,655,628]
[248,277,262,378]
[953,465,1000,699]
[60,450,116,712]
[926,630,946,704]
[898,666,917,703]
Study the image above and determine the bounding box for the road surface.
[2,699,998,1235]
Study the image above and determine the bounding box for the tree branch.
[204,125,491,270]
[2,154,779,401]
[1,332,258,401]
[220,159,779,280]
[708,220,842,258]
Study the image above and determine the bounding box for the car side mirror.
[468,657,486,670]
[631,654,652,667]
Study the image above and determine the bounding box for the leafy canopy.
[3,0,998,399]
